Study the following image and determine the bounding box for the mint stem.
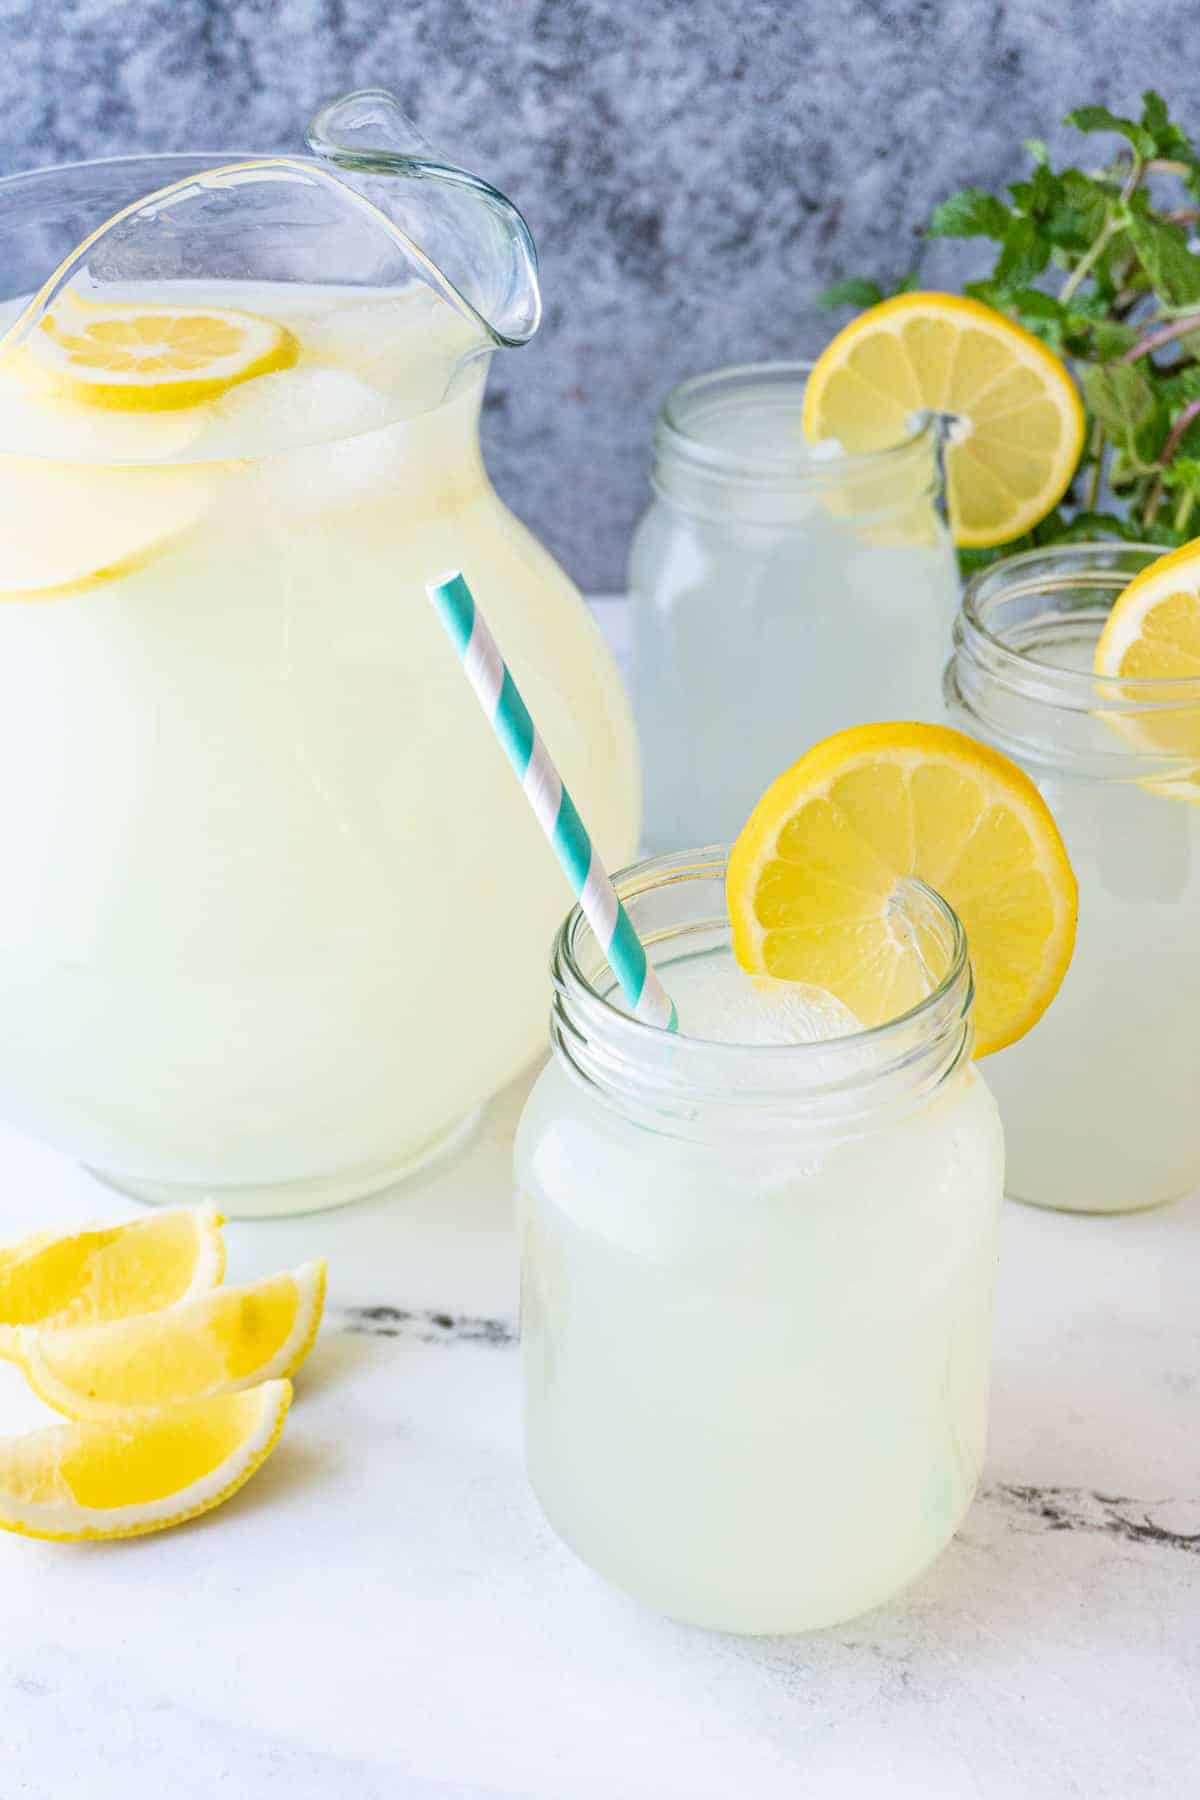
[1085,423,1106,511]
[1141,395,1200,528]
[1060,211,1119,305]
[1123,313,1200,362]
[1160,393,1200,467]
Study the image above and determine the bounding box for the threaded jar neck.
[948,542,1200,788]
[550,846,974,1146]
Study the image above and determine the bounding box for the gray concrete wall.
[1,0,1195,587]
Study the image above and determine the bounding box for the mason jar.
[515,848,1004,1634]
[947,542,1200,1213]
[628,363,959,850]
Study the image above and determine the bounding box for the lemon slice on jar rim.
[803,292,1085,548]
[1092,538,1200,787]
[726,721,1078,1057]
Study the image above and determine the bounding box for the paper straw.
[426,570,677,1032]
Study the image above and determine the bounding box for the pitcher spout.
[306,89,541,349]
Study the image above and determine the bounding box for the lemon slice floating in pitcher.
[0,457,226,601]
[0,1205,225,1339]
[0,1382,291,1542]
[803,293,1085,547]
[727,722,1077,1056]
[8,1262,326,1420]
[17,296,298,412]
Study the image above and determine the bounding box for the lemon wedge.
[1093,539,1200,780]
[0,1381,291,1542]
[726,722,1077,1056]
[8,1262,326,1420]
[803,292,1085,547]
[15,297,297,412]
[0,1206,224,1340]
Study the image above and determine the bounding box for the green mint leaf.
[1125,213,1200,306]
[1038,509,1132,544]
[1008,164,1063,220]
[1081,362,1156,453]
[927,188,1011,240]
[963,278,1007,310]
[1005,289,1064,320]
[1163,456,1200,495]
[818,277,883,309]
[1024,138,1049,166]
[994,216,1052,286]
[957,542,1024,578]
[1160,365,1200,409]
[1043,168,1110,251]
[1092,320,1140,359]
[1138,90,1197,165]
[1048,508,1181,548]
[1065,104,1155,159]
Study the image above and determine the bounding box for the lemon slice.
[0,456,223,601]
[803,293,1085,548]
[10,1261,326,1420]
[0,1206,224,1341]
[1093,540,1200,776]
[726,722,1077,1056]
[0,1381,291,1542]
[15,297,298,412]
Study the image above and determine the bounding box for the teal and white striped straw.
[426,570,677,1032]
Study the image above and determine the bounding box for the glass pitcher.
[0,90,640,1216]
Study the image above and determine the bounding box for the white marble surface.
[1,602,1197,1795]
[0,1090,1197,1799]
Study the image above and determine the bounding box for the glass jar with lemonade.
[0,95,640,1216]
[629,295,1085,850]
[518,723,1076,1631]
[948,541,1200,1211]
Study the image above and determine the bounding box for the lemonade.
[948,543,1200,1211]
[0,153,640,1215]
[517,850,1004,1633]
[628,364,962,849]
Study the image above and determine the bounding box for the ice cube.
[189,365,397,461]
[670,958,864,1047]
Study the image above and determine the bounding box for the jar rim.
[951,540,1200,784]
[656,360,941,487]
[550,846,974,1135]
[960,540,1200,704]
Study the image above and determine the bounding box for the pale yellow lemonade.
[0,281,639,1208]
[519,935,1003,1633]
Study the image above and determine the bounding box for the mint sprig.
[819,89,1200,566]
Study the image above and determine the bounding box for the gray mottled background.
[0,0,1197,587]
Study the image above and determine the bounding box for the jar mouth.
[960,541,1200,705]
[657,361,941,487]
[953,541,1200,783]
[550,846,974,1138]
